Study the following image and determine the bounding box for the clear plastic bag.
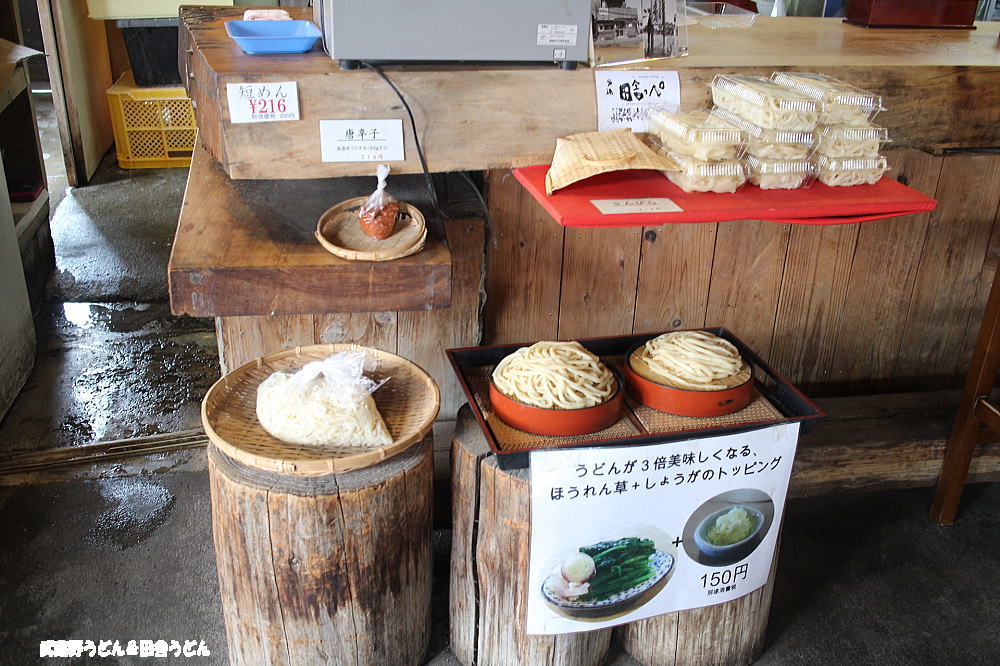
[358,164,400,240]
[255,351,392,447]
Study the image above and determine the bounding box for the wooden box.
[845,0,978,28]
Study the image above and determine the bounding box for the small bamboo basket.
[315,196,427,261]
[202,344,440,475]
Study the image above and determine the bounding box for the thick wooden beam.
[180,8,1000,180]
[168,144,452,317]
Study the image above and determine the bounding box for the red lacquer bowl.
[624,347,753,417]
[488,373,624,437]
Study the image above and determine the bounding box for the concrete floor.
[2,471,997,665]
[1,106,998,664]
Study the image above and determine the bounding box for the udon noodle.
[631,331,750,391]
[492,341,616,409]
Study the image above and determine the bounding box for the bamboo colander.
[315,196,427,261]
[202,344,440,475]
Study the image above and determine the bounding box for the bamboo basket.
[202,344,440,475]
[315,196,427,261]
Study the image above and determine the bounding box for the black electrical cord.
[458,171,497,249]
[361,62,445,222]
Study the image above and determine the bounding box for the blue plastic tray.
[224,20,321,55]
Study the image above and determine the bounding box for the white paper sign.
[537,24,578,46]
[591,198,683,215]
[595,71,681,131]
[527,423,800,635]
[226,82,299,123]
[319,119,405,163]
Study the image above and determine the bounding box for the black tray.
[446,328,826,470]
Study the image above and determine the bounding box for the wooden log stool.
[203,345,439,665]
[450,405,779,666]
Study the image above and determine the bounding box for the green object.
[576,537,658,602]
[706,507,756,546]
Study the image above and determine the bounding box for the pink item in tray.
[242,9,292,21]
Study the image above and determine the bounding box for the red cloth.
[513,165,937,228]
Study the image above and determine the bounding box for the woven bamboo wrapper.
[202,344,440,475]
[467,357,786,454]
[545,129,680,194]
[628,391,783,433]
[315,196,426,261]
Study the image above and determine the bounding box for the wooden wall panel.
[824,150,943,395]
[769,224,859,391]
[313,313,398,350]
[399,219,485,421]
[483,170,563,344]
[704,221,791,358]
[217,314,315,373]
[557,227,642,340]
[894,154,1000,390]
[633,224,717,334]
[957,189,1000,371]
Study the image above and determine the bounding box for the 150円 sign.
[527,422,799,634]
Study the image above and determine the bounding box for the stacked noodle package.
[709,74,820,190]
[769,72,889,187]
[646,107,748,193]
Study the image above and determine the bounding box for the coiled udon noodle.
[492,341,616,409]
[631,331,750,391]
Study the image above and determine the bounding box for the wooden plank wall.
[484,150,1000,397]
[216,219,485,421]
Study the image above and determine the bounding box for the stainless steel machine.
[313,0,592,70]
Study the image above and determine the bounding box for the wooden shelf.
[168,144,452,317]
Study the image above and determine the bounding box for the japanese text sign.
[595,71,680,132]
[226,82,299,123]
[527,422,800,634]
[319,119,405,163]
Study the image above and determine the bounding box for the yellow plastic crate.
[106,71,197,169]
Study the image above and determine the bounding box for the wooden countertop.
[167,143,452,317]
[181,7,1000,179]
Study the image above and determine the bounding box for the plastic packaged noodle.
[646,106,746,162]
[661,148,746,193]
[816,154,889,187]
[744,154,816,190]
[814,124,890,159]
[771,72,884,126]
[713,107,815,160]
[710,74,820,131]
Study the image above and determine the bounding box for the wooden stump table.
[450,406,779,666]
[209,435,433,665]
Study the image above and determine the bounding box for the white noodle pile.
[632,331,750,391]
[492,341,616,410]
[666,170,746,194]
[256,351,392,447]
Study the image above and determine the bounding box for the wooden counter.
[173,8,1000,500]
[179,7,1000,179]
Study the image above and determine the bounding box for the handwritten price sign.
[226,82,300,124]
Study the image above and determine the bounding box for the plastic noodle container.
[710,74,820,131]
[662,149,746,194]
[772,72,884,126]
[816,154,889,187]
[744,154,816,190]
[713,107,815,160]
[814,124,890,159]
[647,107,747,162]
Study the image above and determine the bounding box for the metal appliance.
[313,0,592,70]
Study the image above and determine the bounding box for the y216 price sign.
[226,82,300,124]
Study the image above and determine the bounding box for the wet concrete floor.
[0,302,218,454]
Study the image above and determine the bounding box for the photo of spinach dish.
[575,537,657,602]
